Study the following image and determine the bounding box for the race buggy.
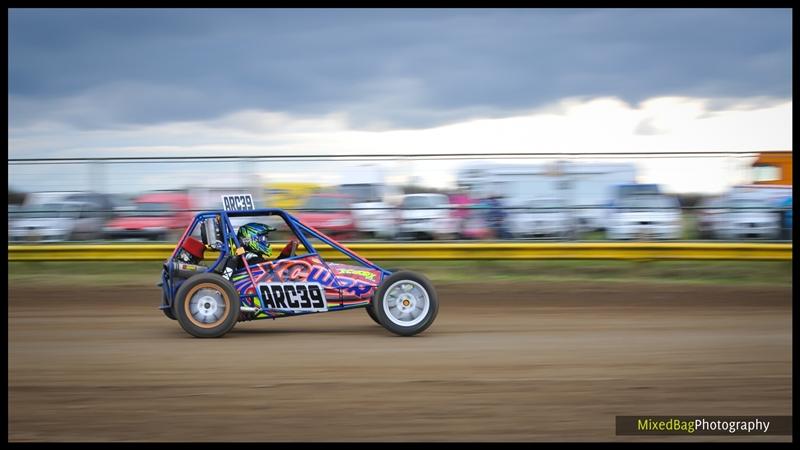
[159,200,438,338]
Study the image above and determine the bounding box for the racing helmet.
[237,222,275,258]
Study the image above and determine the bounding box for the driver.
[236,222,276,266]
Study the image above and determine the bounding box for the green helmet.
[237,223,276,257]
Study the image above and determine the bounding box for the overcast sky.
[7,8,793,194]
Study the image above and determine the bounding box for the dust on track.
[8,282,792,442]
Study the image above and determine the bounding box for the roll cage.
[160,208,391,315]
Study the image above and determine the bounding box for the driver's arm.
[275,240,298,260]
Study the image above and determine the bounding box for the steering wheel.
[277,239,298,260]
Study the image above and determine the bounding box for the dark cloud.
[8,8,792,130]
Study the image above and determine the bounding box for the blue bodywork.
[159,208,392,318]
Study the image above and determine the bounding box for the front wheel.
[373,271,438,336]
[365,303,381,325]
[174,273,240,338]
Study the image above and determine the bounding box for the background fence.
[7,242,793,261]
[8,151,793,245]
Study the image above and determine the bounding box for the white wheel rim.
[383,280,430,327]
[189,288,226,325]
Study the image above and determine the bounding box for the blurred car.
[62,192,118,220]
[9,200,106,242]
[710,197,781,240]
[294,193,357,239]
[396,193,458,240]
[102,192,193,241]
[22,191,76,207]
[507,198,573,239]
[606,194,682,240]
[337,183,401,239]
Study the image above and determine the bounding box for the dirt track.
[8,282,792,442]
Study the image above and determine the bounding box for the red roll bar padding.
[182,236,206,260]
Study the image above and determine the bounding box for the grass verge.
[8,260,792,287]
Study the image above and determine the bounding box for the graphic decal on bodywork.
[233,255,381,320]
[335,268,377,281]
[258,282,327,311]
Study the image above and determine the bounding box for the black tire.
[373,270,438,336]
[161,292,177,320]
[367,268,400,325]
[173,273,240,338]
[162,307,177,320]
[365,303,381,325]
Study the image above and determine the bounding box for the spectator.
[448,187,472,238]
[485,193,511,239]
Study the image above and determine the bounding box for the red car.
[295,193,357,239]
[103,192,193,241]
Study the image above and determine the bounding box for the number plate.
[221,194,255,211]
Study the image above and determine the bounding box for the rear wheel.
[161,292,177,320]
[373,271,438,336]
[174,273,240,338]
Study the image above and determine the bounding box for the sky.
[7,8,793,194]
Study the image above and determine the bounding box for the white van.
[456,161,637,233]
[395,193,458,240]
[605,193,683,240]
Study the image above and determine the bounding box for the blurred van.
[710,196,780,240]
[606,193,682,240]
[751,151,792,185]
[22,191,81,207]
[457,161,636,233]
[395,193,458,240]
[507,198,573,239]
[263,182,321,211]
[336,182,402,239]
[62,192,118,221]
[729,184,791,203]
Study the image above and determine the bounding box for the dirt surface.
[8,282,792,442]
